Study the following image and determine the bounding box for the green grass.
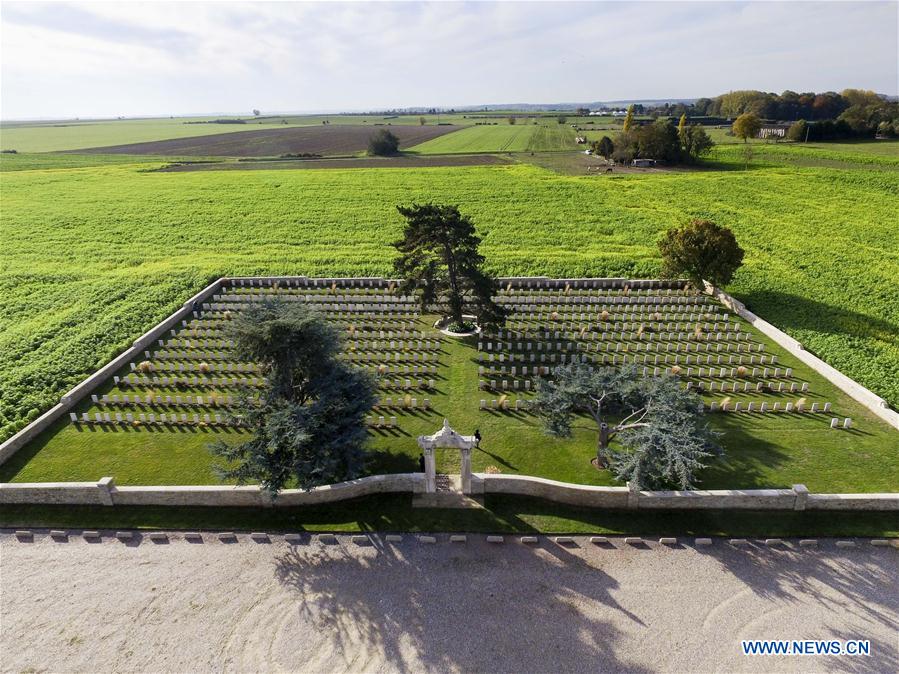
[2,157,897,441]
[5,305,896,492]
[0,152,213,171]
[1,497,896,536]
[0,117,327,153]
[409,123,577,154]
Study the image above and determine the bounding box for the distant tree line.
[646,89,899,138]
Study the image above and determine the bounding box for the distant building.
[758,124,791,139]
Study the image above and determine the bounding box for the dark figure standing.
[418,453,426,472]
[474,429,482,448]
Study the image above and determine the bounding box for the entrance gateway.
[417,419,478,495]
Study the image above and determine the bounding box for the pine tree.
[393,204,507,330]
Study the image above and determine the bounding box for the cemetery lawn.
[1,498,897,537]
[3,312,898,493]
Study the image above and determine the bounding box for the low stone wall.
[807,493,899,510]
[473,474,630,508]
[634,487,798,510]
[477,475,899,511]
[0,481,110,506]
[706,283,899,431]
[0,474,423,508]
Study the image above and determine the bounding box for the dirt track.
[2,533,896,673]
[73,124,459,157]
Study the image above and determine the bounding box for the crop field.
[410,123,578,154]
[157,154,511,172]
[0,117,319,153]
[3,279,897,493]
[1,148,897,458]
[71,124,460,157]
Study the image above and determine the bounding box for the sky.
[1,0,897,119]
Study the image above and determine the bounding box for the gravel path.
[2,532,896,673]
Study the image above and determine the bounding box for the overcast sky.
[1,1,897,119]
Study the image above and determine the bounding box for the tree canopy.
[533,363,720,490]
[211,301,376,494]
[622,104,635,133]
[732,112,761,141]
[393,203,506,330]
[658,219,745,289]
[612,119,713,164]
[368,129,400,156]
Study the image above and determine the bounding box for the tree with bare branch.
[533,363,721,489]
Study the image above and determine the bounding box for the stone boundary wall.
[0,279,225,466]
[474,475,899,511]
[3,475,898,511]
[705,283,899,431]
[0,474,424,507]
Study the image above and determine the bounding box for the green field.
[0,113,558,153]
[0,117,330,153]
[410,123,578,154]
[1,142,897,485]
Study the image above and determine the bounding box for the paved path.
[1,532,896,673]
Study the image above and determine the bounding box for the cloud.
[1,1,896,119]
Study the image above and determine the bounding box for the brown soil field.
[73,124,461,157]
[156,154,511,172]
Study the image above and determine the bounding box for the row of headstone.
[350,339,440,352]
[690,381,810,394]
[374,379,434,390]
[479,398,531,411]
[374,398,431,409]
[498,295,711,307]
[372,364,438,375]
[480,379,534,391]
[492,322,739,339]
[369,416,399,428]
[708,399,826,413]
[92,393,233,407]
[130,361,261,374]
[71,411,227,425]
[116,375,263,388]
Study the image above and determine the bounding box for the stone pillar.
[792,484,809,511]
[460,448,472,494]
[626,481,640,509]
[424,448,436,493]
[97,477,116,506]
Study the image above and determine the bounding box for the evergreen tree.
[393,203,507,330]
[211,301,376,495]
[533,363,720,489]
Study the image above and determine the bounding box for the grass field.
[1,144,897,458]
[410,123,578,154]
[0,117,319,153]
[2,499,897,536]
[0,113,566,153]
[71,124,459,157]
